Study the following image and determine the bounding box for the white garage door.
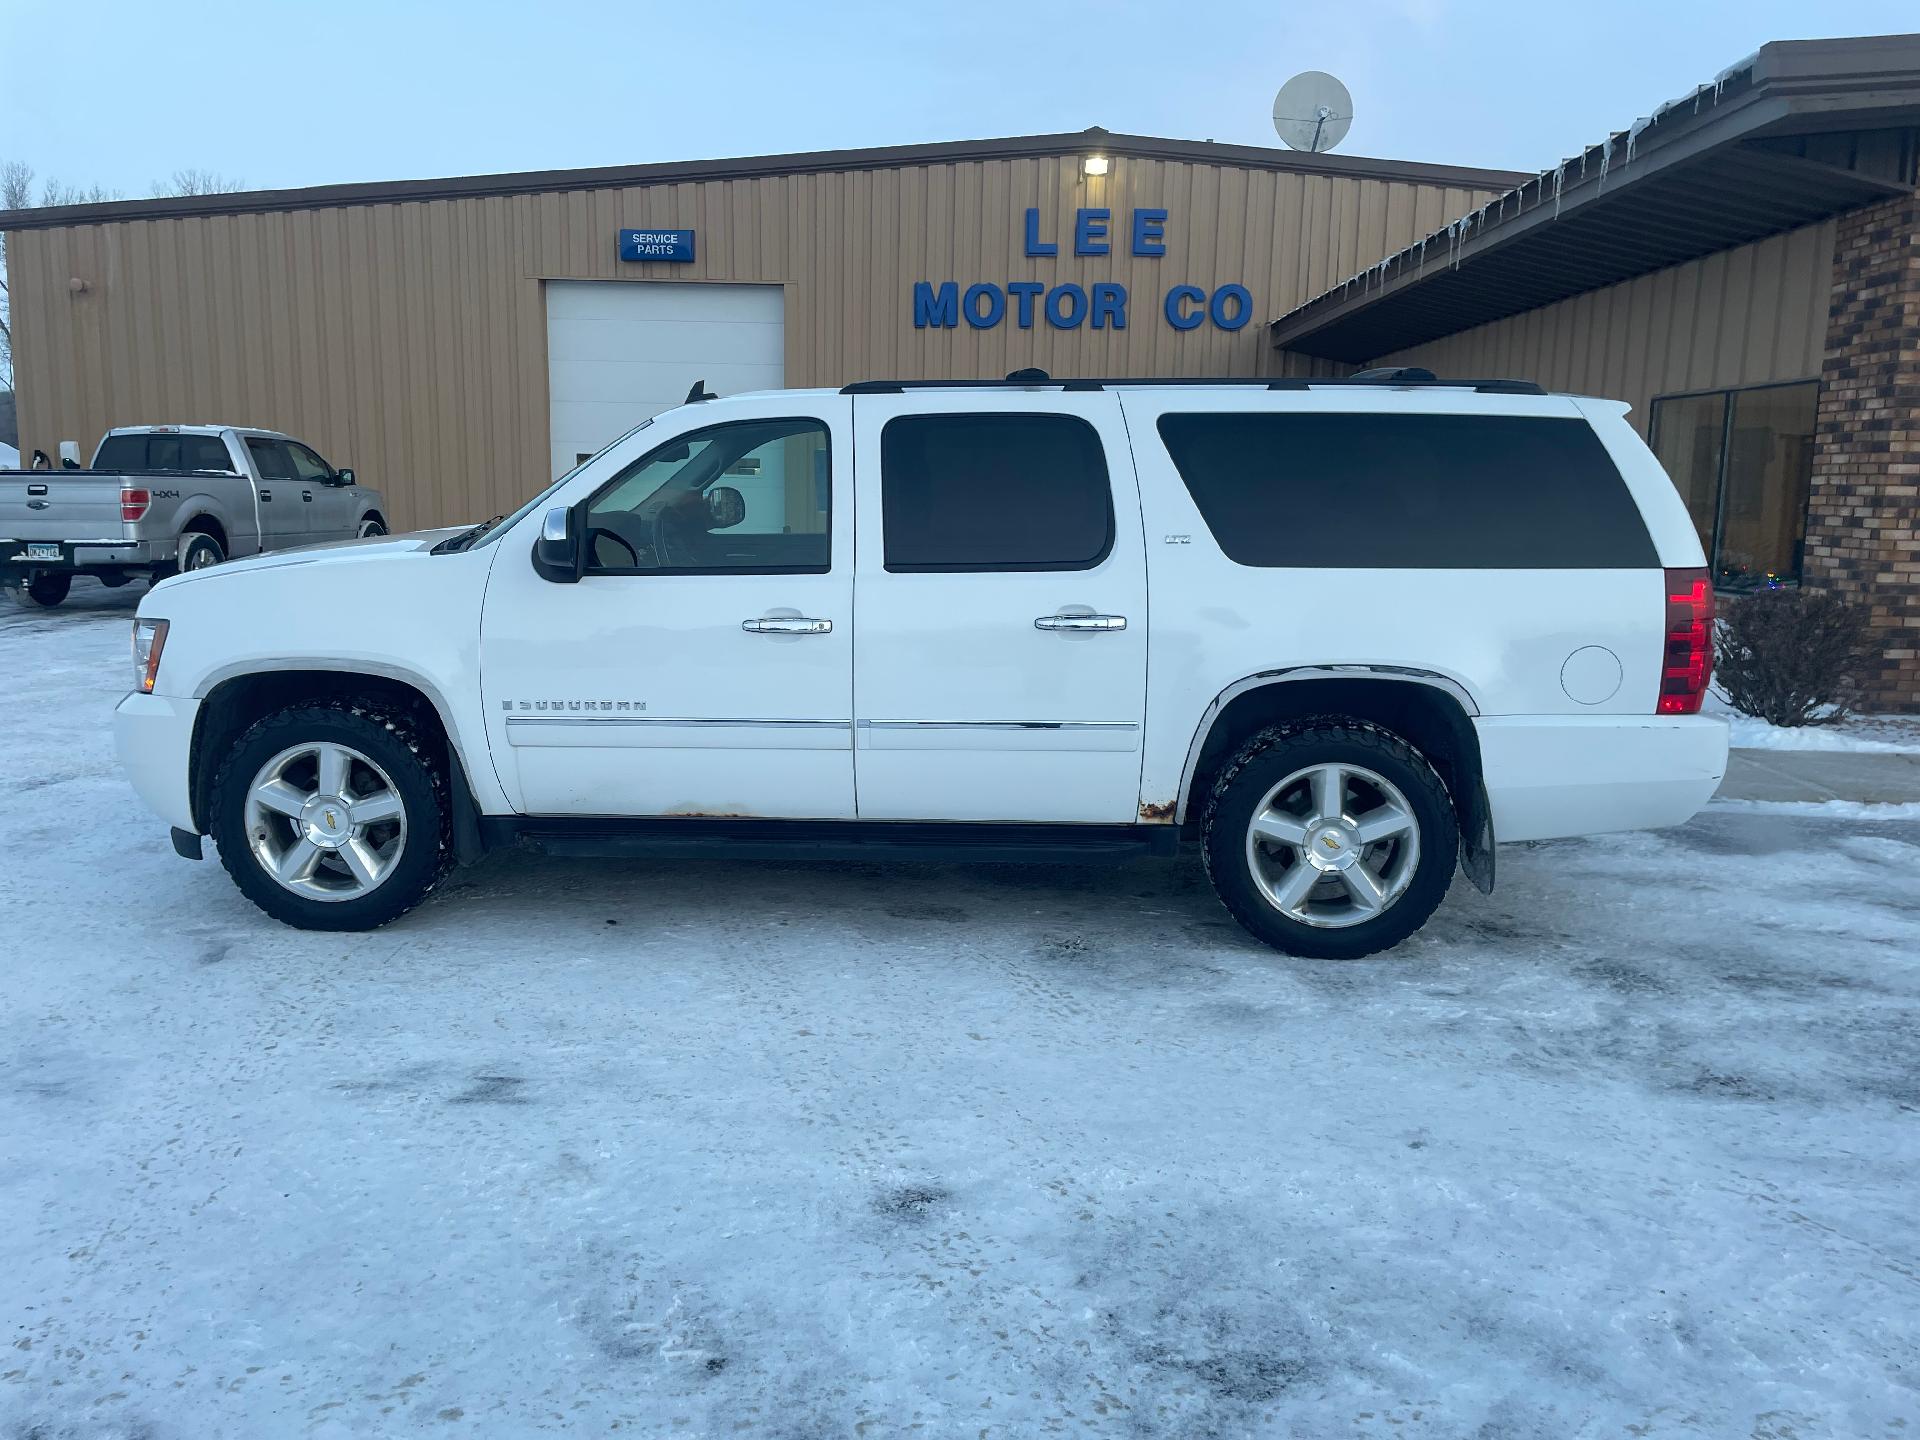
[544,280,785,477]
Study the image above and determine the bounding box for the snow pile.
[1707,694,1920,753]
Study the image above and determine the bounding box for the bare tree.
[2,162,235,392]
[154,168,246,198]
[0,160,34,394]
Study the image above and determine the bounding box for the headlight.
[132,618,169,693]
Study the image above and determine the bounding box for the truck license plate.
[24,544,61,561]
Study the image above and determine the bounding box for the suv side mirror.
[332,467,356,487]
[531,505,586,583]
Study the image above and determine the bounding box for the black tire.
[1202,719,1458,960]
[209,700,452,931]
[357,517,387,538]
[180,531,225,572]
[24,572,71,607]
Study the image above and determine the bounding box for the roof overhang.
[1271,34,1920,363]
[0,129,1525,233]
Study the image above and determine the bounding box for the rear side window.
[1155,412,1658,568]
[180,435,233,471]
[246,437,298,480]
[881,413,1113,572]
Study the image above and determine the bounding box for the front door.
[286,440,355,540]
[478,396,855,818]
[850,392,1149,822]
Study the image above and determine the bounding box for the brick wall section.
[1804,190,1920,711]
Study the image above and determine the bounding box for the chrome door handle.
[302,490,313,502]
[742,616,832,635]
[1034,613,1127,632]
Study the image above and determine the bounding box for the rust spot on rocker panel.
[1138,800,1177,823]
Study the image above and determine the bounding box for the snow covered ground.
[5,584,1919,1439]
[1706,693,1920,754]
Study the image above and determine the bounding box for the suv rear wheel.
[209,701,451,930]
[1203,719,1457,959]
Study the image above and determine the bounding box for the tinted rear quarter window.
[881,413,1113,572]
[1155,412,1657,568]
[181,435,235,471]
[92,435,149,470]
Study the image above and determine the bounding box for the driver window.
[286,443,334,482]
[582,418,830,575]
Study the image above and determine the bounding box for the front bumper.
[113,691,202,834]
[1476,713,1728,843]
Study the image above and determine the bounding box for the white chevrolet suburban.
[112,372,1727,958]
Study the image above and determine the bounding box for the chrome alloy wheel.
[1243,762,1421,929]
[244,741,407,902]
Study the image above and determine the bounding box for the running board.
[481,816,1180,865]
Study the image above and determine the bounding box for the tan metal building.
[2,34,1917,702]
[0,134,1515,529]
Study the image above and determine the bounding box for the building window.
[1650,380,1819,591]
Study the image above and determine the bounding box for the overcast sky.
[3,1,1914,198]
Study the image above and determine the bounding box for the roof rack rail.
[840,375,1547,396]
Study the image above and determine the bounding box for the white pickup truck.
[1,424,387,606]
[112,372,1728,958]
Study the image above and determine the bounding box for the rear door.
[850,392,1149,822]
[243,437,309,547]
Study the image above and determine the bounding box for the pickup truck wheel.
[23,572,71,607]
[209,702,450,931]
[357,518,387,538]
[180,532,225,571]
[1202,720,1457,960]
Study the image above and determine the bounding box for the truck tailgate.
[0,474,129,543]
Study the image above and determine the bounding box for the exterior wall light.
[1081,155,1110,177]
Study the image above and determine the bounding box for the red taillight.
[120,487,151,522]
[1657,566,1713,715]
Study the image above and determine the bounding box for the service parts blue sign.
[618,228,696,263]
[914,207,1250,334]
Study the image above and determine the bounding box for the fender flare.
[1172,665,1496,894]
[190,657,509,824]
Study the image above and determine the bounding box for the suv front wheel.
[209,701,451,930]
[1203,719,1458,959]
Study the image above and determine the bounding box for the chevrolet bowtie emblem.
[324,809,339,827]
[1321,835,1341,851]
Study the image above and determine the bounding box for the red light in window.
[120,487,151,522]
[1657,567,1713,715]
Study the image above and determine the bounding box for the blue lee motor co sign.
[914,207,1251,333]
[618,228,696,263]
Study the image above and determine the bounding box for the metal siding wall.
[9,161,1503,530]
[1373,219,1837,434]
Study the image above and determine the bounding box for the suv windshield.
[435,418,656,554]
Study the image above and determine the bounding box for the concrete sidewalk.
[1716,748,1920,804]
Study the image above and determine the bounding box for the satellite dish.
[1272,71,1353,153]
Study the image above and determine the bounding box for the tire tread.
[1201,716,1457,959]
[208,697,452,931]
